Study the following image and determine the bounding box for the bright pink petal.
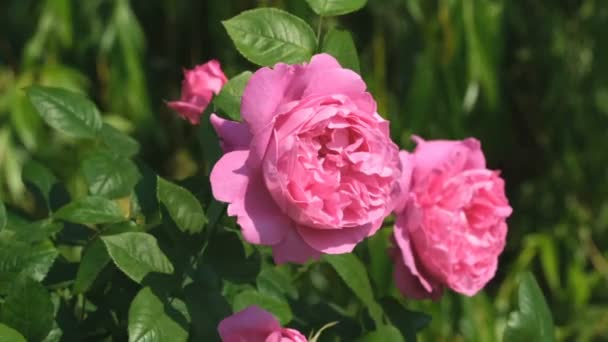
[296,224,372,254]
[392,250,443,300]
[210,151,288,246]
[302,68,366,99]
[307,53,343,70]
[272,227,321,264]
[210,150,250,203]
[393,209,444,299]
[167,100,204,124]
[394,151,414,212]
[218,306,280,342]
[242,63,294,134]
[209,113,252,152]
[235,171,290,245]
[411,135,486,182]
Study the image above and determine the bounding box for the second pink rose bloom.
[392,136,512,299]
[210,54,408,264]
[168,59,228,124]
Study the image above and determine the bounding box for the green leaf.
[214,71,252,120]
[0,323,27,342]
[0,239,57,294]
[257,267,298,300]
[0,276,54,342]
[358,325,404,342]
[101,232,174,283]
[306,0,367,16]
[325,254,383,326]
[223,8,316,66]
[232,289,293,325]
[503,272,555,342]
[22,160,57,204]
[157,177,206,234]
[54,196,125,225]
[26,86,102,139]
[82,151,141,198]
[11,220,63,243]
[74,239,110,294]
[100,123,140,157]
[321,28,360,73]
[128,287,188,342]
[0,202,6,231]
[380,297,431,341]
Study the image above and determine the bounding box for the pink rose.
[210,54,405,264]
[218,306,307,342]
[168,59,228,124]
[392,136,512,298]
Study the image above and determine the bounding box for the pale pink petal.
[411,135,487,182]
[210,150,250,202]
[296,224,372,254]
[218,306,280,342]
[235,171,290,245]
[209,113,252,152]
[167,100,204,124]
[272,227,321,264]
[394,151,414,212]
[210,151,287,246]
[302,68,366,99]
[242,64,295,134]
[393,208,443,297]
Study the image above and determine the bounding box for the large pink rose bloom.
[392,136,512,298]
[168,59,228,124]
[210,54,405,263]
[218,306,307,342]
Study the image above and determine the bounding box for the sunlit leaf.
[306,0,367,16]
[0,323,26,342]
[321,28,360,73]
[26,86,102,139]
[503,272,555,342]
[54,196,125,225]
[128,287,188,342]
[223,8,316,66]
[82,151,141,198]
[157,177,206,234]
[74,239,110,294]
[102,232,174,284]
[214,71,252,120]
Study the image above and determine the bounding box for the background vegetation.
[0,0,607,341]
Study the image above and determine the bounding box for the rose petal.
[218,306,280,342]
[272,227,321,264]
[167,100,204,124]
[242,64,295,134]
[209,113,252,152]
[210,151,287,245]
[296,223,372,254]
[393,207,444,297]
[411,135,486,182]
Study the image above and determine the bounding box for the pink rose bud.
[167,59,228,124]
[210,54,407,264]
[218,306,307,342]
[391,136,512,299]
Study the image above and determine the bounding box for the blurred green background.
[1,0,607,341]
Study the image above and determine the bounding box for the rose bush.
[168,59,228,124]
[218,306,307,342]
[391,136,512,298]
[210,53,405,263]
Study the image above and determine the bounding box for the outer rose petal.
[296,224,372,254]
[393,208,444,299]
[210,151,287,245]
[272,227,321,264]
[167,100,206,124]
[392,250,443,300]
[218,306,280,342]
[411,135,486,182]
[242,63,295,134]
[394,151,414,212]
[210,113,252,152]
